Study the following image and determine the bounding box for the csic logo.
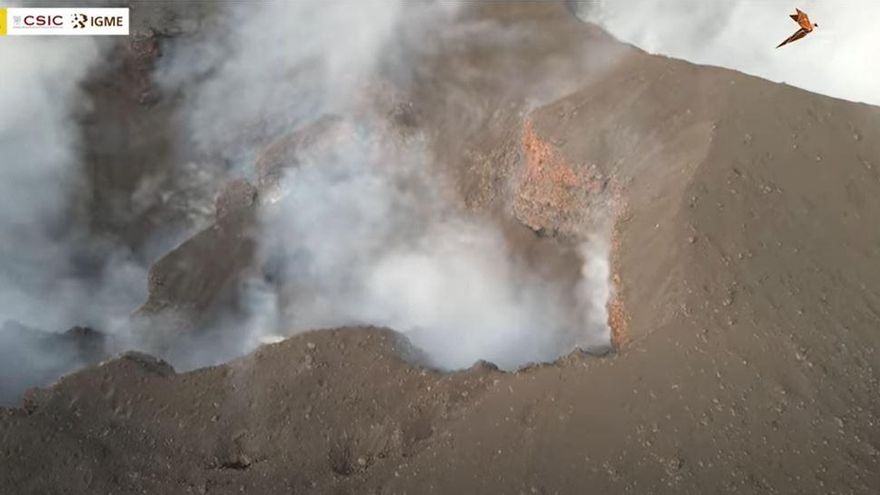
[71,13,87,29]
[21,14,63,27]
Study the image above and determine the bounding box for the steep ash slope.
[384,40,880,494]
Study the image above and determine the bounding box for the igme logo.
[71,12,124,29]
[71,13,87,29]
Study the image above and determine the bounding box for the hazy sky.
[577,0,879,106]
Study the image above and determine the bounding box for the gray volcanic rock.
[136,192,258,325]
[0,322,108,406]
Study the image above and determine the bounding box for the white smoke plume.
[578,236,612,343]
[159,0,613,371]
[573,0,880,106]
[0,36,148,404]
[253,127,611,370]
[156,0,431,161]
[0,1,617,405]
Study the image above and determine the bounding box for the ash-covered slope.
[528,48,880,343]
[3,2,880,494]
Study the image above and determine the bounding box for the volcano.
[2,1,880,494]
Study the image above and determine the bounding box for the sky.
[575,0,880,106]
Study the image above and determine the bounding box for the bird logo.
[777,8,817,48]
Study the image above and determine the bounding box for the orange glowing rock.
[517,117,630,349]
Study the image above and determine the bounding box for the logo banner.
[1,8,129,36]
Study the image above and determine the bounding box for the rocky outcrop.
[136,180,259,326]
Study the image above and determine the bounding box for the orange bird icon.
[777,9,818,48]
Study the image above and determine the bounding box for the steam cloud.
[159,0,613,371]
[572,0,880,106]
[0,1,615,404]
[253,127,611,370]
[0,36,147,403]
